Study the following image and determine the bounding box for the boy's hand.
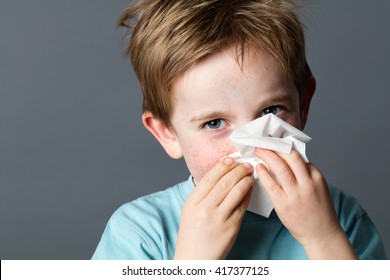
[174,157,254,260]
[254,147,357,259]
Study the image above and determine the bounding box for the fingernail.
[254,147,263,153]
[242,163,253,170]
[223,157,235,166]
[256,163,265,170]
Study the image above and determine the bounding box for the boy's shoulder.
[93,178,193,260]
[110,176,193,224]
[328,185,387,259]
[328,184,366,218]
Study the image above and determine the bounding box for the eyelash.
[201,106,284,130]
[260,105,283,117]
[202,119,226,130]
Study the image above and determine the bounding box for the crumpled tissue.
[228,114,311,217]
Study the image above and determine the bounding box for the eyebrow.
[267,91,294,104]
[189,89,296,123]
[189,111,230,123]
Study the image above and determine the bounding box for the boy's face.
[144,45,311,185]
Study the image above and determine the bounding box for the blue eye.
[262,106,282,116]
[205,119,224,130]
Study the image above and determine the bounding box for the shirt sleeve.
[91,184,185,260]
[332,186,388,260]
[344,213,387,259]
[92,216,160,260]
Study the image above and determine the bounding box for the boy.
[93,0,387,259]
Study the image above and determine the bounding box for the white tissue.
[229,114,311,217]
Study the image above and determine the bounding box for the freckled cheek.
[184,141,235,182]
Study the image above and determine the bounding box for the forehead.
[171,45,289,105]
[187,45,281,79]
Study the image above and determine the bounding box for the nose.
[227,145,238,156]
[226,116,258,155]
[225,134,239,156]
[236,116,257,130]
[226,116,257,155]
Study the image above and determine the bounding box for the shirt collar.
[178,175,195,202]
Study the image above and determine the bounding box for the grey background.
[0,0,389,259]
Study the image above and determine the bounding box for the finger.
[219,174,254,217]
[254,148,297,195]
[205,163,253,206]
[228,185,253,222]
[256,163,286,203]
[274,148,311,185]
[188,157,238,203]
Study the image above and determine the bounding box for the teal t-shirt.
[92,177,387,259]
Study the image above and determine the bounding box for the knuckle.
[200,176,213,188]
[217,180,230,190]
[236,164,249,176]
[278,164,295,183]
[308,164,324,181]
[279,164,291,176]
[267,180,280,194]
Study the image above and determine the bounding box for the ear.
[142,111,183,159]
[300,73,316,130]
